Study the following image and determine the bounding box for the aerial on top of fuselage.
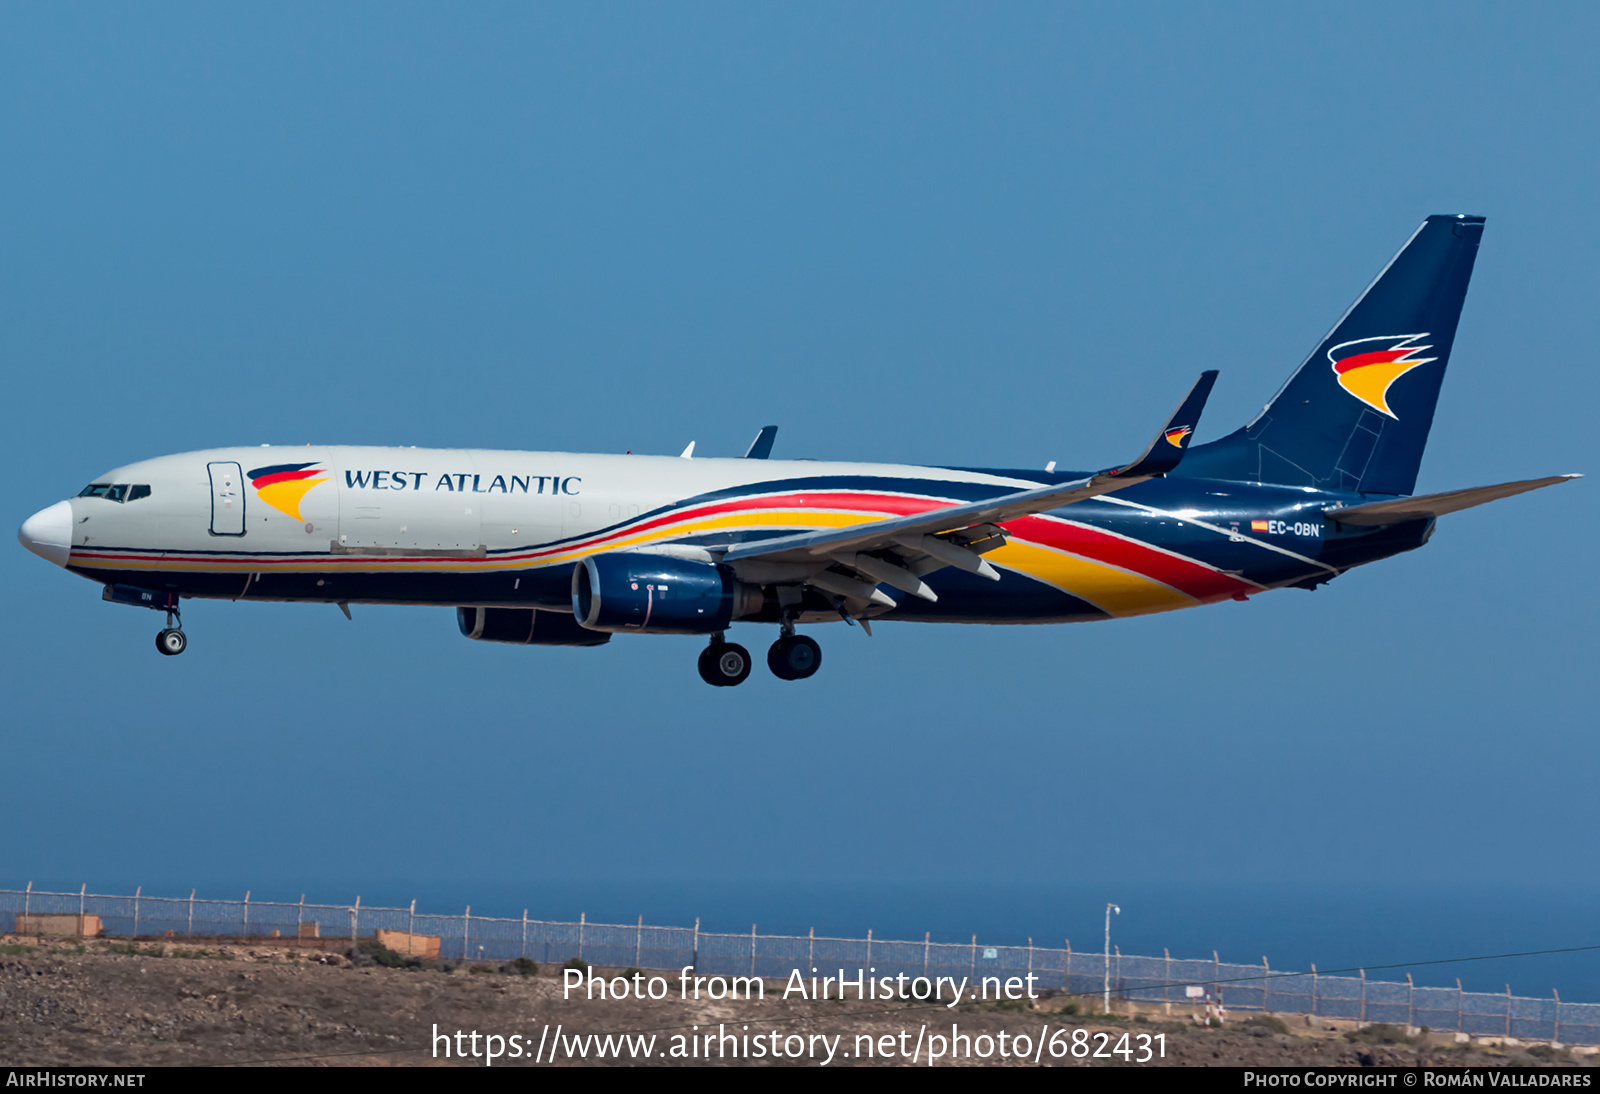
[16,215,1580,685]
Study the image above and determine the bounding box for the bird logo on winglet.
[1163,425,1193,448]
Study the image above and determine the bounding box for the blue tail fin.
[1178,214,1485,496]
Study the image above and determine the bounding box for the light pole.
[1104,903,1120,1014]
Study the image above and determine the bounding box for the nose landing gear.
[155,608,187,657]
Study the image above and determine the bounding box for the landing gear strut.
[156,609,186,657]
[697,634,752,687]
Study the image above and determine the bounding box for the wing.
[1324,473,1581,526]
[719,371,1218,610]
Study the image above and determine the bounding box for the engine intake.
[456,607,611,646]
[572,552,762,634]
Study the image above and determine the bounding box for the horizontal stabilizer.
[1324,474,1581,526]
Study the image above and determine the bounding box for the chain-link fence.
[4,885,1595,1045]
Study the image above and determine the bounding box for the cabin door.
[208,461,246,536]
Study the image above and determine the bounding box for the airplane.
[16,214,1580,686]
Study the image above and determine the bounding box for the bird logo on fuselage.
[1328,334,1436,419]
[247,462,328,522]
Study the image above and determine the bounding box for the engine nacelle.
[572,552,763,634]
[456,607,611,647]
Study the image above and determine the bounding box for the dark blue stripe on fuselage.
[70,471,1429,613]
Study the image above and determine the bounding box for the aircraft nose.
[18,500,73,567]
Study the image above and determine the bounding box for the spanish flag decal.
[1250,519,1270,533]
[248,462,328,522]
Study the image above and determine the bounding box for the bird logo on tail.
[1328,334,1436,419]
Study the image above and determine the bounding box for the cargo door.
[208,461,246,536]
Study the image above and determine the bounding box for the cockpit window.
[77,483,151,502]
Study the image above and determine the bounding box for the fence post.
[1214,951,1221,1010]
[133,886,141,939]
[465,906,472,962]
[243,891,250,941]
[1115,945,1122,1009]
[866,928,872,970]
[24,881,31,918]
[1164,948,1171,1013]
[811,927,817,971]
[1457,978,1463,1036]
[188,889,195,937]
[352,896,360,941]
[1029,937,1035,988]
[1262,956,1270,1013]
[970,934,977,995]
[1407,973,1414,1031]
[922,932,928,979]
[578,912,584,961]
[692,917,699,972]
[409,899,416,939]
[79,883,86,919]
[1554,988,1561,1045]
[522,910,528,960]
[750,924,757,978]
[1066,940,1072,995]
[1505,984,1512,1037]
[1359,969,1366,1023]
[298,895,305,938]
[1311,964,1318,1019]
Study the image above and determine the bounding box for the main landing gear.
[697,636,752,687]
[767,633,821,681]
[697,620,823,687]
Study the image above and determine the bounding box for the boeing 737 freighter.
[17,215,1579,684]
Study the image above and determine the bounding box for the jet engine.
[572,552,763,634]
[456,606,611,646]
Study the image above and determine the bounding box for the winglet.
[744,426,778,459]
[1105,370,1219,478]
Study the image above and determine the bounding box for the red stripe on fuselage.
[1003,514,1259,601]
[73,488,1261,599]
[557,490,952,555]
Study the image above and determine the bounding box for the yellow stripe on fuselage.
[70,508,890,574]
[73,510,1202,620]
[984,540,1197,617]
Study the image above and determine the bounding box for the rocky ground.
[0,936,1593,1067]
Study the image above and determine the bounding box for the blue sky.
[3,3,1597,986]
